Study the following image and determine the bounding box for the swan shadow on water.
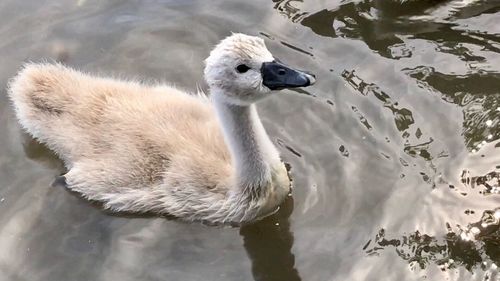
[240,194,302,281]
[21,131,65,173]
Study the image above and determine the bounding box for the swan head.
[204,33,315,106]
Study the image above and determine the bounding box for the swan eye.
[236,64,250,73]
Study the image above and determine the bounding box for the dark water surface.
[1,0,499,280]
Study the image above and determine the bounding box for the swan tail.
[7,63,88,160]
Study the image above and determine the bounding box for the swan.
[7,33,315,224]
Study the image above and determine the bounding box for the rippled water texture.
[1,0,499,280]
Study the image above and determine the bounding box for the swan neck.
[212,91,280,189]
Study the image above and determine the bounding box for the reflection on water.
[365,208,500,274]
[278,0,500,59]
[405,66,500,151]
[241,196,301,281]
[341,69,442,186]
[0,0,499,280]
[271,0,500,278]
[461,165,500,196]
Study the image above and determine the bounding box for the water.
[0,0,499,280]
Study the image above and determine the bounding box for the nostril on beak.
[278,69,286,75]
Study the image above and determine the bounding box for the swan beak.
[261,61,316,90]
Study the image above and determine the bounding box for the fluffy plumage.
[7,34,299,224]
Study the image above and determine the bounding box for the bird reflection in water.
[240,195,302,281]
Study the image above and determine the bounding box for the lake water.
[0,1,499,280]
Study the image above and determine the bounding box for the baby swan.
[8,34,315,224]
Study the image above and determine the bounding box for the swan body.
[8,34,315,224]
